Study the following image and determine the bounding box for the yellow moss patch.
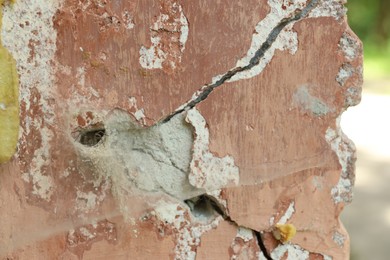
[273,223,297,243]
[0,1,19,163]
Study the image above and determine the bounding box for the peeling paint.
[139,36,167,69]
[229,0,345,82]
[269,244,309,260]
[230,227,258,260]
[139,1,188,71]
[186,109,240,191]
[128,96,146,125]
[2,0,60,200]
[278,201,295,225]
[122,10,134,30]
[165,0,349,121]
[152,200,222,260]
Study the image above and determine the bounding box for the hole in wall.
[72,123,106,147]
[184,194,227,221]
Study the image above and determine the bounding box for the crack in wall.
[162,0,319,123]
[192,194,274,259]
[254,230,273,260]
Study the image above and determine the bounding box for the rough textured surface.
[0,0,362,259]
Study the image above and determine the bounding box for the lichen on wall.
[0,0,19,164]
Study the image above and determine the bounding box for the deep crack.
[198,194,273,259]
[162,0,319,123]
[254,230,273,260]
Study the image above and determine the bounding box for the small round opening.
[72,123,106,147]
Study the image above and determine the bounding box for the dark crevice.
[162,0,319,123]
[254,230,273,260]
[78,128,106,147]
[186,194,273,259]
[185,194,228,220]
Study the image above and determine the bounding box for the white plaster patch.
[153,201,187,230]
[228,0,346,83]
[152,199,222,260]
[175,216,222,260]
[139,36,167,69]
[309,0,346,20]
[332,231,346,247]
[122,10,135,30]
[139,2,188,70]
[237,227,254,242]
[186,108,240,191]
[339,32,359,61]
[179,9,189,52]
[323,255,333,260]
[76,66,86,87]
[312,176,324,190]
[0,102,6,110]
[269,216,275,226]
[128,96,146,125]
[31,171,53,201]
[79,227,95,240]
[229,0,307,82]
[2,0,61,201]
[325,117,355,204]
[76,191,98,212]
[279,201,295,224]
[344,82,362,107]
[207,189,227,208]
[293,85,332,116]
[336,64,354,87]
[269,244,310,260]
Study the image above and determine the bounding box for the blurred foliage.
[347,0,390,80]
[347,0,389,44]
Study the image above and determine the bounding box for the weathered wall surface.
[0,0,362,259]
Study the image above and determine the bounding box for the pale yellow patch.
[0,0,20,163]
[273,223,297,243]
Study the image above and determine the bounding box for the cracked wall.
[0,0,362,259]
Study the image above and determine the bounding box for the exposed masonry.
[325,117,356,204]
[163,0,320,123]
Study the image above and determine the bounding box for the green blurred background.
[347,0,390,92]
